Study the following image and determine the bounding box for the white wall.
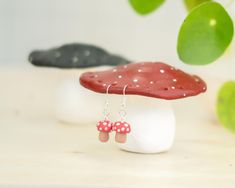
[0,0,185,66]
[0,0,235,80]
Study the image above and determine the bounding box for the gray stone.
[28,43,130,68]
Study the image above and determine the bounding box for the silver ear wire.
[119,85,128,122]
[103,84,111,120]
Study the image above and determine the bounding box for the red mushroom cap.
[96,120,113,132]
[80,62,207,100]
[113,121,131,134]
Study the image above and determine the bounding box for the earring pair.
[96,85,131,143]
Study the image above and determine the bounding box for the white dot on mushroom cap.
[108,124,111,127]
[121,127,125,131]
[105,127,108,131]
[118,75,122,78]
[116,122,120,126]
[84,50,90,56]
[150,81,154,84]
[117,129,120,132]
[170,67,175,70]
[55,51,61,58]
[72,56,79,63]
[133,79,138,83]
[124,123,129,127]
[103,122,107,125]
[126,128,129,132]
[173,79,177,82]
[171,86,175,89]
[195,78,199,82]
[203,87,206,90]
[136,85,140,87]
[113,69,117,72]
[99,127,102,131]
[160,69,165,73]
[183,93,186,97]
[103,84,107,86]
[124,65,128,68]
[94,75,98,78]
[138,69,142,73]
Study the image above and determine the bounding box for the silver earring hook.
[106,84,111,95]
[123,85,128,96]
[103,84,111,120]
[119,85,128,121]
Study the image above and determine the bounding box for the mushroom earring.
[113,85,131,143]
[96,85,113,142]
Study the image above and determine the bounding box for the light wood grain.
[0,68,235,187]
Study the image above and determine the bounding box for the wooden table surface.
[0,68,235,188]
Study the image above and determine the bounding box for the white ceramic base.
[117,97,175,153]
[55,67,110,124]
[55,78,104,124]
[55,77,175,153]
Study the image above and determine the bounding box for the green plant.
[217,81,235,132]
[184,0,212,11]
[128,0,165,15]
[128,0,235,132]
[177,2,233,65]
[128,0,234,65]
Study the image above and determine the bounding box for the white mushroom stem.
[55,67,111,124]
[117,96,175,154]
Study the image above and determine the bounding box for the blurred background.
[1,0,185,66]
[1,0,235,117]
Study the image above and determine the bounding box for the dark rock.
[28,43,130,68]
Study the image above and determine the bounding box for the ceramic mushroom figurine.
[80,62,207,153]
[28,43,130,124]
[29,43,129,68]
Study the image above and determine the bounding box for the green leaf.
[129,0,165,15]
[217,81,235,133]
[177,2,234,65]
[184,0,212,11]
